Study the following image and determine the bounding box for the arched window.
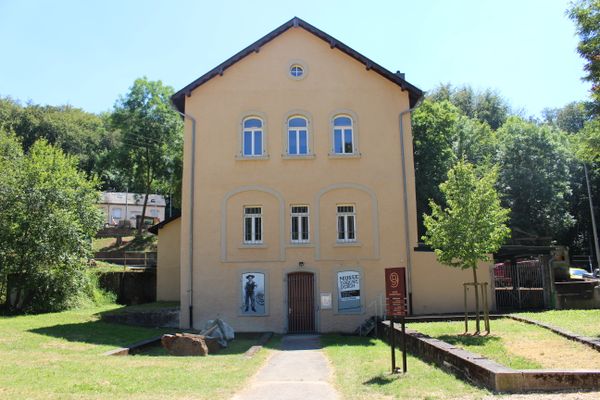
[333,115,354,154]
[243,117,263,156]
[287,116,309,155]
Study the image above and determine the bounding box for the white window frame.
[290,205,310,244]
[336,204,356,243]
[287,116,309,156]
[242,117,264,157]
[112,207,122,219]
[243,206,263,244]
[332,115,354,155]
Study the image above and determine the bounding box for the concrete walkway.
[231,335,340,400]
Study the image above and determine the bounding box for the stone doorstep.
[382,320,600,393]
[508,315,600,352]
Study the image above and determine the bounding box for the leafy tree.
[542,101,593,133]
[428,84,510,130]
[422,160,510,333]
[111,78,183,234]
[497,117,575,241]
[575,119,600,162]
[568,0,600,113]
[412,100,460,236]
[0,97,118,177]
[0,132,103,312]
[412,99,499,237]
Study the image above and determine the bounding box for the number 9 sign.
[389,272,399,288]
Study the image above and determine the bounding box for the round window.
[290,64,304,78]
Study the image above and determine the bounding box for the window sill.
[239,243,267,249]
[287,243,314,248]
[334,241,362,247]
[328,152,361,159]
[235,154,270,160]
[281,154,316,160]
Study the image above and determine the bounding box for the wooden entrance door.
[287,272,315,333]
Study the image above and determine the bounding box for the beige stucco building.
[98,192,166,226]
[160,17,493,333]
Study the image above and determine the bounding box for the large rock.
[161,333,210,356]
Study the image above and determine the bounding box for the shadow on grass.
[29,320,168,348]
[363,374,397,386]
[320,334,379,349]
[437,334,501,347]
[132,332,275,357]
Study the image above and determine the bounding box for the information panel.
[385,267,407,317]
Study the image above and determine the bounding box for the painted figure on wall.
[241,272,266,315]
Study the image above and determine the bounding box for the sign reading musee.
[385,267,407,317]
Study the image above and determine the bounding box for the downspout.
[175,109,196,329]
[399,97,423,316]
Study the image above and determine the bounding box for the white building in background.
[98,192,166,226]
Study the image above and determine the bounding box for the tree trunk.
[472,265,481,334]
[138,191,149,236]
[137,149,152,236]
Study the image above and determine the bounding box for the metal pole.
[584,164,600,271]
[390,318,396,373]
[401,316,407,373]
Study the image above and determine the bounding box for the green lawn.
[0,304,269,399]
[409,318,600,370]
[321,335,488,400]
[514,309,600,338]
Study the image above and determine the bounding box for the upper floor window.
[290,64,304,78]
[243,118,264,157]
[333,115,354,154]
[287,116,309,155]
[337,205,356,242]
[291,205,309,243]
[244,206,262,244]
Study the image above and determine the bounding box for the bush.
[0,131,104,313]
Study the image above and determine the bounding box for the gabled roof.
[172,17,423,112]
[148,214,181,235]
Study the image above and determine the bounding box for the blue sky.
[0,0,590,116]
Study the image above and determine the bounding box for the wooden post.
[463,283,469,334]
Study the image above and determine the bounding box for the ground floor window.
[336,205,356,242]
[241,272,266,315]
[291,205,309,243]
[244,206,262,244]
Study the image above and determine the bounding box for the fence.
[492,257,552,311]
[94,251,157,268]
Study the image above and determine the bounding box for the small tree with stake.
[422,160,510,334]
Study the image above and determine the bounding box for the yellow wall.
[412,251,493,314]
[157,218,181,301]
[174,26,486,333]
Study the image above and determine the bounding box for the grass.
[92,235,156,253]
[103,301,180,315]
[514,309,600,338]
[0,304,269,399]
[409,318,600,370]
[321,334,488,400]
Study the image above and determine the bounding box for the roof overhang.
[171,17,423,113]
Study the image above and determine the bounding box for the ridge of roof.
[172,16,423,112]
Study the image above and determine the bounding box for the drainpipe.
[399,98,423,316]
[175,109,197,329]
